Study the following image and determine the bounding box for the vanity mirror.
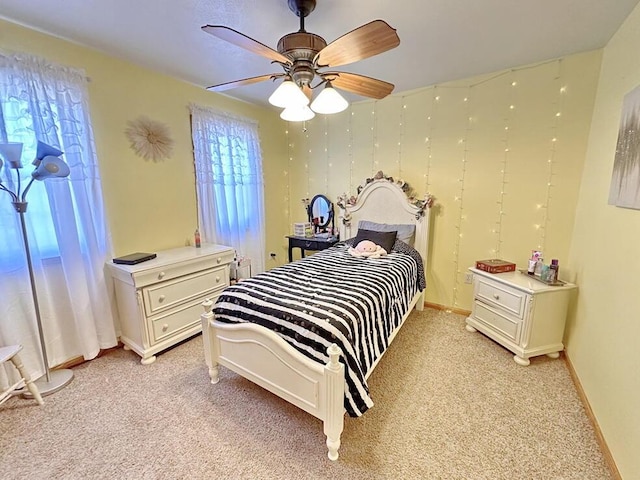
[287,194,338,262]
[308,194,334,233]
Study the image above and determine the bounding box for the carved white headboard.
[337,174,433,272]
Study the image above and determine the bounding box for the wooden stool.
[0,345,44,405]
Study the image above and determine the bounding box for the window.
[0,58,95,264]
[0,53,117,375]
[190,105,266,274]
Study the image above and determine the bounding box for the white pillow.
[358,220,416,246]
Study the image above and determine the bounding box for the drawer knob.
[493,294,500,300]
[158,271,166,279]
[217,257,222,264]
[216,276,221,283]
[162,323,169,332]
[158,295,166,302]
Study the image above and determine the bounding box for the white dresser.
[108,244,234,364]
[465,267,576,366]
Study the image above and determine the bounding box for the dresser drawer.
[150,292,226,344]
[133,250,235,287]
[476,278,526,319]
[473,301,521,343]
[143,266,228,316]
[149,301,203,344]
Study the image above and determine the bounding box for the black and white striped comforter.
[213,240,425,417]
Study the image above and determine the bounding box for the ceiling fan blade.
[202,25,291,65]
[206,74,283,92]
[314,20,400,68]
[324,72,395,99]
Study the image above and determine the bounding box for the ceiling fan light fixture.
[280,104,315,122]
[268,78,310,108]
[310,82,349,114]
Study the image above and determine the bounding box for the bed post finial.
[327,344,341,369]
[202,298,214,313]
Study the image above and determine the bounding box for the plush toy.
[348,240,387,259]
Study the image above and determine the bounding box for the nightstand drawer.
[473,301,521,343]
[143,267,228,316]
[476,278,526,319]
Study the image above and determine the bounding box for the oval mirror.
[309,194,333,229]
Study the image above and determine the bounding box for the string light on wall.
[537,59,565,253]
[285,128,292,228]
[493,71,518,258]
[324,116,330,194]
[348,108,354,192]
[423,86,438,194]
[371,101,378,174]
[398,97,406,179]
[452,87,473,308]
[305,124,311,199]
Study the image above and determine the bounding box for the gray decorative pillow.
[358,220,416,246]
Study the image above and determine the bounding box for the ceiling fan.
[202,0,400,120]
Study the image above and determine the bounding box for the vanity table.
[288,193,338,262]
[287,235,339,262]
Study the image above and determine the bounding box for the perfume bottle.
[529,250,543,276]
[549,259,559,283]
[194,228,201,248]
[534,257,544,276]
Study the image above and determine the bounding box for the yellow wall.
[287,51,602,310]
[567,4,640,478]
[0,19,288,261]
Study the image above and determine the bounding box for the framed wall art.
[609,84,640,209]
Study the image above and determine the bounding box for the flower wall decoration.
[124,116,174,162]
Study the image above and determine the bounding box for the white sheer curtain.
[190,105,266,274]
[0,53,118,385]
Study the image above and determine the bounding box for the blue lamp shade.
[0,142,25,169]
[32,155,70,179]
[33,141,63,166]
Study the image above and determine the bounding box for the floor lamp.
[0,141,74,396]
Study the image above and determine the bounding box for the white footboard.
[200,299,345,460]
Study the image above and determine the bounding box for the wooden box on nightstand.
[465,267,576,366]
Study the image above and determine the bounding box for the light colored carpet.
[1,308,612,480]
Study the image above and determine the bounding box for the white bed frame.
[201,176,432,460]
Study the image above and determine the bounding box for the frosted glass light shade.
[310,84,349,114]
[268,80,309,108]
[0,142,24,169]
[280,105,315,122]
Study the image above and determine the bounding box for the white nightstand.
[465,267,576,366]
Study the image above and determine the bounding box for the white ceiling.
[1,0,638,109]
